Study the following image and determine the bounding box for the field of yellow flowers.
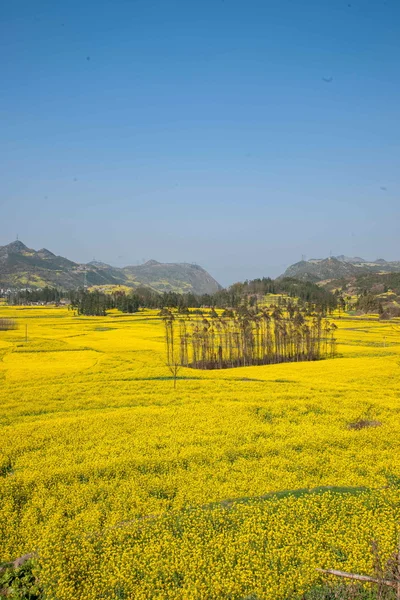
[1,305,400,599]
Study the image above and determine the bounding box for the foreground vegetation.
[1,305,400,598]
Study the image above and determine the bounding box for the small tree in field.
[167,361,181,389]
[163,310,182,388]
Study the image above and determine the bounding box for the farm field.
[1,306,400,599]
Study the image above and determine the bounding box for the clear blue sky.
[1,0,399,286]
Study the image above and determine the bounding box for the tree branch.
[316,568,397,589]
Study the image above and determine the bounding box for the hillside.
[327,271,400,317]
[0,241,221,295]
[124,260,221,294]
[324,271,400,296]
[281,255,400,282]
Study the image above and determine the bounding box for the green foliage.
[0,560,42,600]
[7,287,63,305]
[325,272,400,315]
[351,273,400,297]
[70,288,141,316]
[212,277,337,312]
[0,456,14,477]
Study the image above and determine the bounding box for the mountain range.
[0,241,222,295]
[280,256,400,283]
[2,241,399,296]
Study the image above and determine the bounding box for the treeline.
[155,277,336,313]
[5,276,338,317]
[355,292,400,319]
[0,318,17,331]
[68,288,186,316]
[353,274,400,318]
[67,288,220,316]
[69,290,117,317]
[6,287,64,304]
[352,272,400,297]
[331,273,400,316]
[164,304,337,370]
[224,277,337,311]
[69,282,337,316]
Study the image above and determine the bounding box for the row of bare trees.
[164,307,337,370]
[0,318,17,331]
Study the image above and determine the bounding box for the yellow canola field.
[1,306,400,599]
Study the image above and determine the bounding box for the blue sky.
[1,0,399,286]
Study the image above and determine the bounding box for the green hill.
[281,255,400,282]
[0,241,221,295]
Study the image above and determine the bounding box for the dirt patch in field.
[348,419,381,430]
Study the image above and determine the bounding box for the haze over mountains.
[0,241,221,295]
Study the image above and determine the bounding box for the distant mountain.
[280,256,400,283]
[0,241,222,294]
[335,255,367,264]
[121,260,221,294]
[87,260,114,269]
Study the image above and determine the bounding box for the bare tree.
[0,319,17,331]
[163,311,182,388]
[167,361,181,389]
[164,306,337,371]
